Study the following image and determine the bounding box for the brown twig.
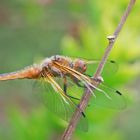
[61,0,136,140]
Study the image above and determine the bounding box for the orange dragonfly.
[0,55,125,131]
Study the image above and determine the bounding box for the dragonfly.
[0,55,126,131]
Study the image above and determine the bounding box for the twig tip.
[107,35,115,42]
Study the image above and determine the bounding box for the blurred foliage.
[0,0,140,140]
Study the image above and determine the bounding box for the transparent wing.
[53,76,88,131]
[67,57,118,77]
[53,61,126,110]
[85,60,118,78]
[90,82,126,109]
[33,76,88,131]
[75,80,126,110]
[52,76,84,105]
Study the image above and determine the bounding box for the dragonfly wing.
[55,77,83,101]
[69,77,126,110]
[33,76,88,131]
[85,60,118,78]
[39,80,73,120]
[60,76,126,110]
[53,61,126,110]
[68,57,118,77]
[54,76,88,131]
[90,83,126,109]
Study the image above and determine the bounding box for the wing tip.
[110,60,116,63]
[116,90,122,95]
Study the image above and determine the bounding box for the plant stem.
[61,0,136,140]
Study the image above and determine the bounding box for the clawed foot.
[92,76,104,83]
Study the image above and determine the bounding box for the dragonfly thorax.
[41,55,72,77]
[40,55,87,78]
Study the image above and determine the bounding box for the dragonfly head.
[73,59,87,73]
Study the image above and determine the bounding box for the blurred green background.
[0,0,140,140]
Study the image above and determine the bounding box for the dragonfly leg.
[75,81,91,107]
[76,82,86,88]
[92,76,104,82]
[67,95,80,101]
[77,105,86,118]
[63,76,86,117]
[63,77,80,101]
[85,73,92,77]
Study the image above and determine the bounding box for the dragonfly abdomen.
[0,65,41,81]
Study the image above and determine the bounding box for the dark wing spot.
[116,90,122,95]
[110,60,116,63]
